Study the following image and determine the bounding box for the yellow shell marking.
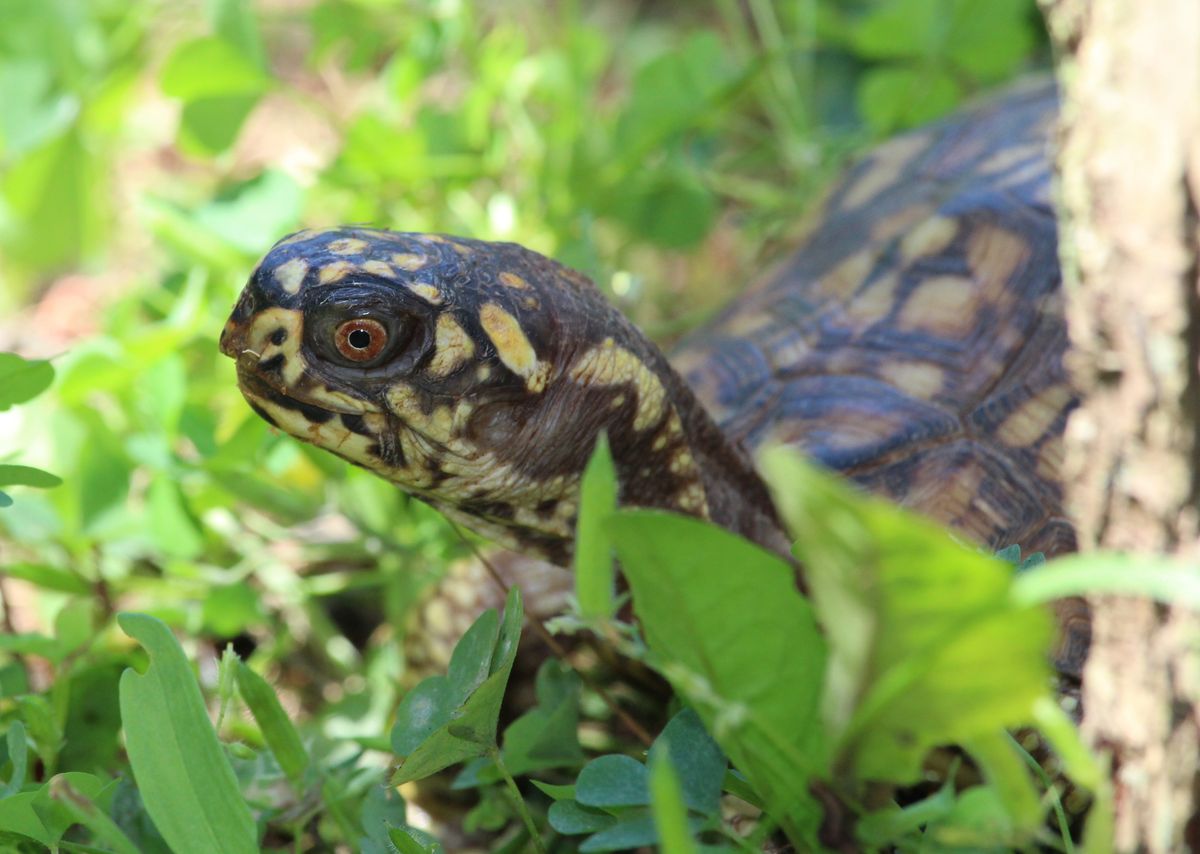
[899,215,959,261]
[427,314,476,377]
[328,237,369,255]
[899,275,977,335]
[967,225,1029,291]
[362,260,395,278]
[392,253,428,271]
[995,384,1073,449]
[841,132,931,209]
[479,302,550,392]
[277,229,317,247]
[317,261,354,284]
[499,271,530,290]
[568,338,666,430]
[880,360,945,400]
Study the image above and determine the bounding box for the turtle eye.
[334,318,388,362]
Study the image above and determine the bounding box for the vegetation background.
[0,1,1123,852]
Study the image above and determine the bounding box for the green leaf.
[159,37,269,100]
[650,756,699,854]
[0,353,54,410]
[499,659,584,776]
[35,774,136,854]
[849,0,941,60]
[177,95,260,154]
[202,583,262,637]
[576,755,650,808]
[608,510,826,844]
[387,825,444,854]
[761,449,1053,787]
[0,465,60,489]
[857,66,961,133]
[391,588,523,785]
[0,491,10,508]
[0,564,87,595]
[146,476,205,559]
[547,799,616,835]
[0,792,48,844]
[647,708,725,817]
[235,662,310,787]
[2,722,28,797]
[575,433,617,618]
[118,613,258,854]
[578,810,659,853]
[391,609,499,757]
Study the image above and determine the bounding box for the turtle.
[219,79,1088,676]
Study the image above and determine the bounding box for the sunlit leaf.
[118,613,258,854]
[0,353,54,410]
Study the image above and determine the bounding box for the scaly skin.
[221,79,1090,676]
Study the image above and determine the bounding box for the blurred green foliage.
[0,0,1063,850]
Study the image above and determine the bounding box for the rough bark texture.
[1039,1,1200,851]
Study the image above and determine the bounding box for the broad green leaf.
[192,170,304,255]
[761,449,1053,786]
[391,589,523,785]
[646,708,725,816]
[608,510,826,845]
[118,613,258,854]
[575,755,650,808]
[0,490,11,508]
[235,662,310,787]
[35,774,135,854]
[606,166,718,250]
[650,756,699,854]
[2,722,28,797]
[0,792,47,843]
[857,66,961,133]
[146,476,205,559]
[0,465,61,488]
[0,564,88,595]
[0,353,54,410]
[2,129,103,271]
[178,95,261,154]
[387,825,444,854]
[201,583,261,636]
[943,0,1036,79]
[159,37,269,100]
[578,810,660,853]
[499,660,584,776]
[575,433,617,618]
[548,799,616,834]
[391,609,499,757]
[211,0,266,68]
[849,0,940,60]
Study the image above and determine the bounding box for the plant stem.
[490,747,547,854]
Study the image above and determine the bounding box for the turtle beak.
[219,316,247,360]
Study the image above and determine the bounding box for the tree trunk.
[1039,1,1200,850]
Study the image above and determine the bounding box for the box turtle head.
[221,79,1086,673]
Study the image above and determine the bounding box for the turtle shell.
[673,80,1074,560]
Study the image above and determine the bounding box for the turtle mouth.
[234,364,355,426]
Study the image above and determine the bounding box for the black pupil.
[347,328,372,350]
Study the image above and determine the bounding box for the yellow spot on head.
[408,283,443,304]
[328,237,369,255]
[273,258,309,294]
[610,394,626,409]
[428,314,476,378]
[480,302,545,391]
[523,295,539,310]
[568,342,665,430]
[318,261,353,284]
[392,253,428,271]
[499,272,530,290]
[362,260,395,278]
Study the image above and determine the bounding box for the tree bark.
[1039,1,1200,850]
